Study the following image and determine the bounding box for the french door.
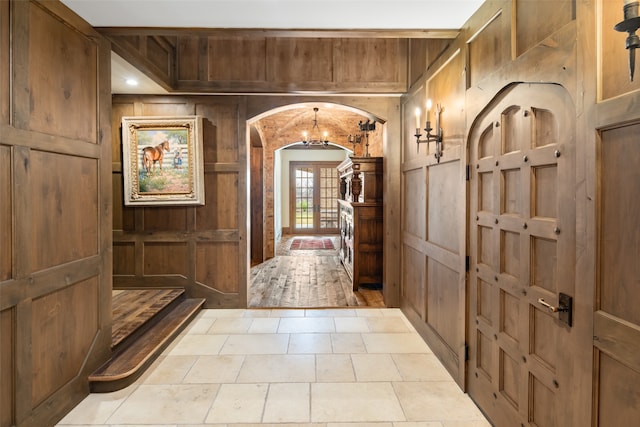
[290,162,339,234]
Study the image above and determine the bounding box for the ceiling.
[61,0,485,147]
[61,0,484,30]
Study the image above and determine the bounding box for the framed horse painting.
[121,116,205,206]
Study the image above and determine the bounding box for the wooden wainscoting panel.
[403,168,426,239]
[266,38,333,83]
[207,37,267,82]
[600,2,640,100]
[596,352,640,425]
[0,308,14,427]
[594,123,640,426]
[0,145,10,281]
[468,10,507,88]
[514,0,574,57]
[196,242,240,294]
[140,102,193,117]
[426,258,461,350]
[427,161,460,253]
[198,103,240,163]
[176,36,200,81]
[402,244,426,319]
[143,242,188,276]
[196,173,239,230]
[143,207,188,231]
[145,36,173,82]
[30,151,99,272]
[334,38,405,84]
[23,2,97,142]
[30,276,99,407]
[113,242,136,276]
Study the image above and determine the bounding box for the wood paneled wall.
[0,1,112,426]
[104,31,409,94]
[110,95,401,308]
[401,0,640,425]
[111,96,248,308]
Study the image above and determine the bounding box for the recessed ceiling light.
[125,78,138,86]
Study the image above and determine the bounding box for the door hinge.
[466,164,470,181]
[465,255,470,272]
[464,344,469,361]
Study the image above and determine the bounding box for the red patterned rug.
[290,238,335,250]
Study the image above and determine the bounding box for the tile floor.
[57,308,491,427]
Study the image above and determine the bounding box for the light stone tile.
[57,386,134,425]
[107,384,219,424]
[362,333,432,353]
[207,317,254,334]
[183,355,245,383]
[311,382,405,423]
[355,308,386,317]
[183,315,216,334]
[143,355,196,384]
[366,317,413,333]
[168,334,228,356]
[442,421,492,427]
[248,317,281,333]
[289,333,333,353]
[381,308,404,317]
[316,354,356,382]
[392,354,453,382]
[278,317,336,333]
[330,333,367,353]
[393,423,443,427]
[236,354,316,383]
[306,308,357,317]
[351,354,403,382]
[329,423,394,427]
[219,333,289,354]
[270,309,307,317]
[263,383,311,423]
[393,382,486,422]
[232,424,325,427]
[206,383,268,424]
[200,308,246,318]
[243,309,274,318]
[334,317,370,333]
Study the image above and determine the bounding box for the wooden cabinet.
[337,157,383,290]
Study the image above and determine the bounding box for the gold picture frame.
[121,116,205,206]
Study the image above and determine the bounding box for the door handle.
[537,293,572,327]
[537,298,563,313]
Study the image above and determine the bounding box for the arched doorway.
[247,102,386,308]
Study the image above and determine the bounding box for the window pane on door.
[320,166,338,229]
[295,167,314,229]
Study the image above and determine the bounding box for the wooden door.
[594,122,640,426]
[468,83,587,426]
[290,162,340,234]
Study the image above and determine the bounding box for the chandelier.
[302,107,329,147]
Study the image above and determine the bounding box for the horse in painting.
[141,140,170,175]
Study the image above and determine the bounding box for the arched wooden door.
[467,83,588,426]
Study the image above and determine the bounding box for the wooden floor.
[249,235,384,308]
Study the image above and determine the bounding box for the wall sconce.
[347,119,376,157]
[615,0,640,81]
[415,99,444,163]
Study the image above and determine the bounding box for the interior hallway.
[56,307,491,426]
[249,235,384,308]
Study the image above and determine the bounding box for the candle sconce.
[415,101,444,163]
[615,0,640,81]
[347,119,376,157]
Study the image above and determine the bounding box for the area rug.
[290,238,335,250]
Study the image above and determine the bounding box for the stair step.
[89,297,205,393]
[111,288,185,349]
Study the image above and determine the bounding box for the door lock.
[537,293,572,327]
